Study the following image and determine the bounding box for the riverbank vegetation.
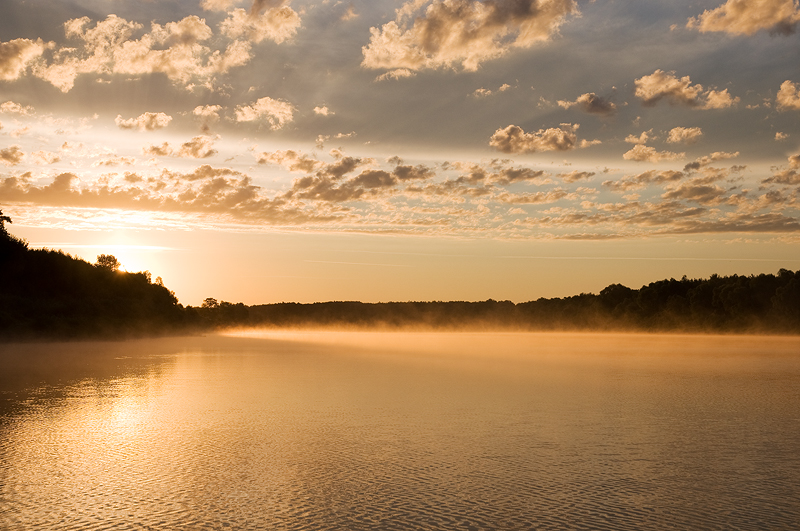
[1,210,798,339]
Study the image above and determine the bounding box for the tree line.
[1,210,799,339]
[192,271,800,334]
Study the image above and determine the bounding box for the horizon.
[2,0,800,305]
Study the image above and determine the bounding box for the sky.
[1,0,800,305]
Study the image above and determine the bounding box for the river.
[1,331,799,530]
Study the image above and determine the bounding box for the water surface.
[1,332,799,530]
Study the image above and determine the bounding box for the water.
[1,332,799,530]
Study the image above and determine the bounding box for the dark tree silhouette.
[0,210,11,234]
[96,254,121,271]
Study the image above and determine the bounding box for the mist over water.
[1,332,799,530]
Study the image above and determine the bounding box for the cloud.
[634,70,739,109]
[0,101,35,115]
[776,80,800,110]
[687,0,800,36]
[92,155,136,167]
[177,135,218,158]
[0,168,326,225]
[761,154,800,184]
[375,68,416,82]
[115,112,173,131]
[602,170,684,191]
[667,126,703,144]
[625,131,652,144]
[30,15,254,92]
[193,104,223,132]
[220,4,301,44]
[314,106,333,116]
[0,145,24,166]
[201,0,241,11]
[622,144,685,162]
[362,0,579,72]
[683,151,739,171]
[234,96,295,129]
[662,181,727,204]
[341,4,359,21]
[393,163,435,181]
[473,83,512,98]
[256,149,322,172]
[557,93,616,115]
[9,126,30,138]
[143,142,174,157]
[775,132,789,140]
[558,170,595,183]
[489,123,579,154]
[664,213,800,234]
[762,169,800,185]
[703,89,739,109]
[0,38,48,81]
[496,189,571,204]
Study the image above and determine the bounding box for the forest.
[1,209,799,339]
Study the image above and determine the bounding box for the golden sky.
[1,0,800,304]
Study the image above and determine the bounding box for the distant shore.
[2,215,799,341]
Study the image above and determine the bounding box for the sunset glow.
[2,0,800,304]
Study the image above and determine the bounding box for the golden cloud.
[625,131,653,144]
[220,4,301,44]
[29,15,255,92]
[362,0,578,72]
[776,80,800,110]
[687,0,800,36]
[622,144,685,163]
[0,101,35,116]
[0,145,24,166]
[0,38,48,81]
[115,112,173,131]
[667,126,703,144]
[634,70,739,109]
[557,93,616,115]
[235,96,295,129]
[489,123,580,154]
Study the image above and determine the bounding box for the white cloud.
[314,106,333,116]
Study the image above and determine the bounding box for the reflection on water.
[1,332,799,530]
